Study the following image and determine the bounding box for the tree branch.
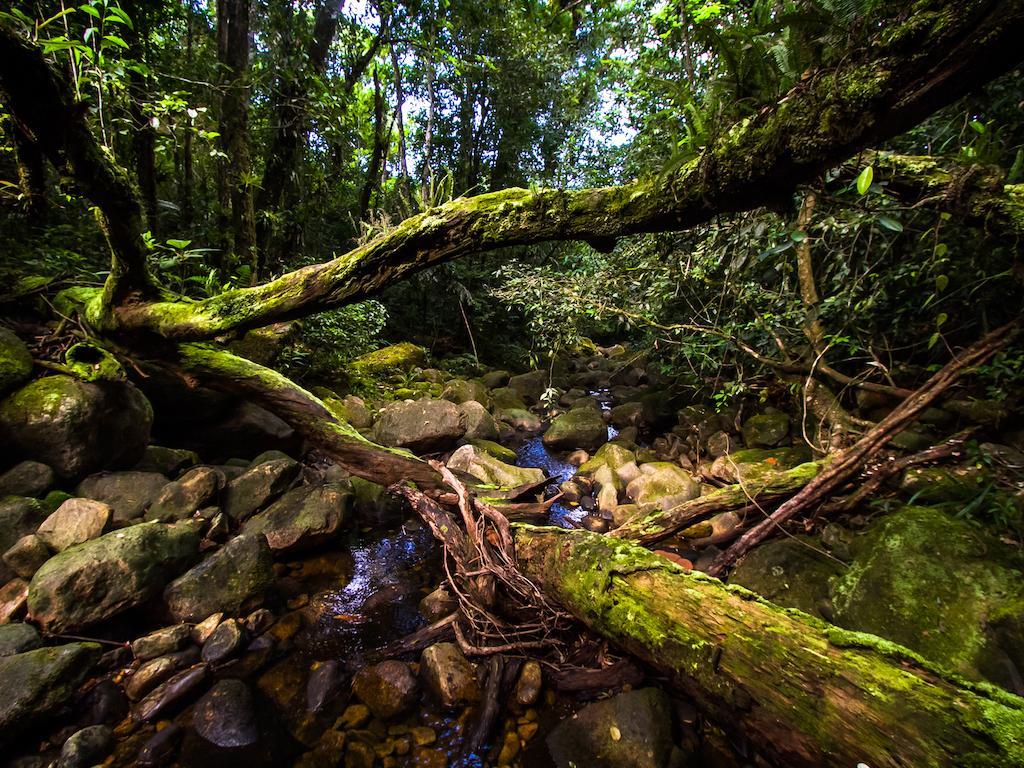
[99,0,1024,339]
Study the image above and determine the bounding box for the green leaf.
[969,120,986,134]
[79,4,101,18]
[928,332,941,350]
[877,216,903,232]
[165,238,192,249]
[104,34,129,49]
[789,230,807,242]
[936,312,948,327]
[935,274,949,292]
[934,242,948,257]
[856,165,873,196]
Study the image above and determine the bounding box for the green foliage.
[277,301,389,383]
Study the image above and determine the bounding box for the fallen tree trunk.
[611,460,825,546]
[514,526,1024,768]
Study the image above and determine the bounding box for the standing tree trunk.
[10,123,47,220]
[217,0,257,280]
[359,66,387,220]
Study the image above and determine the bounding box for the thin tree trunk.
[389,42,412,213]
[217,0,257,279]
[11,123,47,220]
[359,66,387,220]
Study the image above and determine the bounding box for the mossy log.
[514,526,1024,768]
[611,460,824,546]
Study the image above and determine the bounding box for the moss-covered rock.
[625,462,700,512]
[441,379,490,407]
[898,465,988,503]
[0,642,101,742]
[163,533,276,622]
[543,405,608,452]
[0,327,32,398]
[447,444,545,488]
[729,537,842,619]
[709,446,812,483]
[741,410,790,448]
[348,342,426,376]
[76,471,171,526]
[507,370,548,406]
[0,375,152,480]
[830,506,1024,687]
[468,439,517,463]
[28,521,200,632]
[457,400,499,442]
[243,483,352,554]
[578,442,640,486]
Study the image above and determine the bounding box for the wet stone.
[125,656,177,701]
[146,466,224,523]
[191,613,223,645]
[0,578,29,623]
[81,678,128,726]
[223,457,301,522]
[132,624,191,661]
[135,664,209,722]
[137,722,183,767]
[419,586,457,622]
[75,471,169,526]
[201,618,246,664]
[336,703,371,729]
[193,678,259,748]
[55,724,112,768]
[420,642,480,708]
[307,659,346,714]
[515,660,542,708]
[135,445,199,476]
[351,660,419,720]
[0,461,56,498]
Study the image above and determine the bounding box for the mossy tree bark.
[515,526,1024,768]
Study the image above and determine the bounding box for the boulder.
[830,506,1024,688]
[348,342,426,378]
[442,379,490,407]
[373,399,465,453]
[420,642,480,708]
[244,483,352,554]
[146,466,225,522]
[741,411,790,448]
[709,446,813,484]
[543,405,608,452]
[193,678,259,748]
[494,407,542,434]
[489,387,527,412]
[0,643,101,738]
[458,400,499,442]
[76,471,169,526]
[898,465,988,503]
[325,394,373,430]
[0,578,29,623]
[480,370,510,389]
[28,521,200,632]
[37,498,111,552]
[447,445,545,488]
[351,660,419,719]
[222,458,300,521]
[134,445,199,476]
[729,537,842,619]
[0,460,55,498]
[0,623,40,656]
[201,618,246,664]
[0,497,49,581]
[0,375,152,480]
[546,688,674,768]
[0,328,32,397]
[625,463,700,512]
[164,533,276,622]
[578,442,640,486]
[507,370,547,405]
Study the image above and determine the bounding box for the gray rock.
[56,724,112,768]
[2,534,52,579]
[132,625,191,661]
[351,660,418,720]
[37,498,111,551]
[419,586,457,622]
[137,722,183,766]
[515,660,542,708]
[625,463,700,512]
[307,659,345,714]
[164,533,275,622]
[76,471,170,525]
[134,445,199,476]
[201,618,245,664]
[244,483,351,554]
[0,643,101,738]
[420,642,480,708]
[0,623,40,656]
[0,375,152,480]
[28,521,200,633]
[0,578,28,623]
[507,370,547,405]
[193,678,259,748]
[480,370,510,389]
[442,379,490,407]
[135,664,209,722]
[222,458,300,521]
[729,537,842,619]
[0,461,55,498]
[373,398,466,453]
[546,688,674,768]
[458,400,499,442]
[146,466,224,522]
[0,497,49,583]
[0,327,32,397]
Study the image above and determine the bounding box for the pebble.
[135,664,209,721]
[193,678,259,748]
[307,659,345,714]
[132,624,191,661]
[191,613,223,645]
[201,618,245,664]
[125,656,177,701]
[514,660,542,708]
[55,724,112,768]
[137,722,183,766]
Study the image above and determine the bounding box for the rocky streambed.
[0,331,1022,768]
